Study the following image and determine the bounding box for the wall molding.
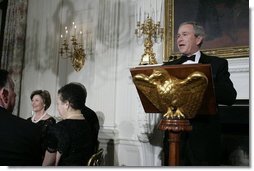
[228,57,249,73]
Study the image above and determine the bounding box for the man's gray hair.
[180,21,206,47]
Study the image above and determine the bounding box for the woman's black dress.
[46,119,95,166]
[27,117,56,161]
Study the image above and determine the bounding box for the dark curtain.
[1,0,28,116]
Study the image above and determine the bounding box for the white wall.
[228,57,249,99]
[19,0,249,166]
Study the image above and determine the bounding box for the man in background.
[77,82,100,153]
[0,69,42,166]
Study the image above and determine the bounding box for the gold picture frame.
[163,0,249,62]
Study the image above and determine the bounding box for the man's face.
[176,24,201,56]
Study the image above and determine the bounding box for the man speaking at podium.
[163,21,237,166]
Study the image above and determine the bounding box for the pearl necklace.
[31,112,47,123]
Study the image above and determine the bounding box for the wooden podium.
[130,64,216,166]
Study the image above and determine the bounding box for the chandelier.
[59,22,85,72]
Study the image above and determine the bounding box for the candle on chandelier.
[79,31,83,45]
[142,0,145,22]
[160,0,163,25]
[149,0,151,18]
[74,25,77,37]
[60,34,64,48]
[65,29,68,40]
[156,0,157,22]
[135,1,137,23]
[139,7,141,22]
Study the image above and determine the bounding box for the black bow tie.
[180,55,196,63]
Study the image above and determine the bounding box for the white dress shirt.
[182,51,201,64]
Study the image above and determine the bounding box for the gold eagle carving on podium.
[133,68,208,119]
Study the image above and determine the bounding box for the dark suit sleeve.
[213,59,237,105]
[82,106,100,152]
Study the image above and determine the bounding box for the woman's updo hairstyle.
[58,82,87,110]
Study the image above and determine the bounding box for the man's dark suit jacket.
[0,107,42,166]
[163,52,237,165]
[82,106,100,152]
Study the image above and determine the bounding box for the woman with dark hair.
[42,82,96,166]
[27,90,56,162]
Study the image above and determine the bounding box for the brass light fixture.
[59,22,85,72]
[135,15,163,65]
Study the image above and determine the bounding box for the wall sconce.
[59,22,85,72]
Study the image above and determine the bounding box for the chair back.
[87,148,104,166]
